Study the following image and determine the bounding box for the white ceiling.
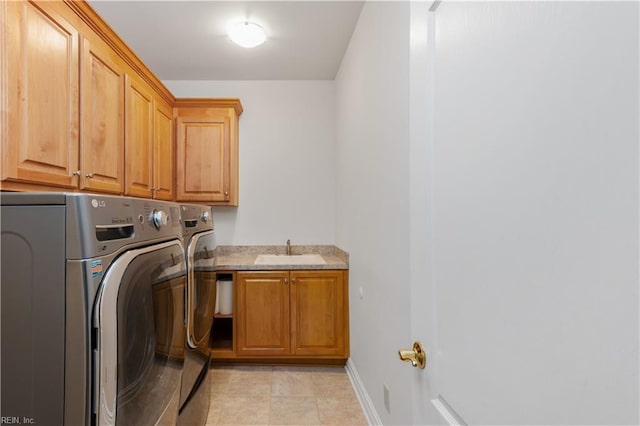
[88,1,364,80]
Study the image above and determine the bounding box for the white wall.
[335,3,413,424]
[164,80,336,246]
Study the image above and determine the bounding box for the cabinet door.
[152,98,173,200]
[175,115,230,203]
[2,1,79,188]
[290,270,348,357]
[236,271,290,356]
[80,36,124,194]
[124,74,153,198]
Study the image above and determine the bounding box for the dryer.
[1,193,186,426]
[178,204,216,426]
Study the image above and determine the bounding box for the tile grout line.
[268,380,273,426]
[210,365,366,426]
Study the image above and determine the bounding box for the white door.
[409,2,638,424]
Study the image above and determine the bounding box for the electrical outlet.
[383,384,390,413]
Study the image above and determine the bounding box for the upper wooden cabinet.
[124,74,154,198]
[1,0,176,197]
[2,1,238,202]
[174,99,243,206]
[153,98,174,201]
[2,1,80,189]
[124,75,174,200]
[80,36,125,194]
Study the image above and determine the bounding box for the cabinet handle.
[398,341,427,369]
[284,278,289,285]
[85,173,94,178]
[224,191,229,196]
[291,278,297,284]
[72,170,81,176]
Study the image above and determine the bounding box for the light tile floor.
[207,366,368,426]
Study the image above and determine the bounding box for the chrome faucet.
[286,239,292,255]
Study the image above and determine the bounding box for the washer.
[1,193,186,426]
[177,203,216,426]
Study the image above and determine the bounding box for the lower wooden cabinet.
[290,270,348,357]
[233,270,349,361]
[235,271,291,356]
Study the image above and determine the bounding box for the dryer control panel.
[179,204,214,241]
[64,194,182,260]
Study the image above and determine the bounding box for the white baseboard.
[431,395,467,426]
[345,358,382,426]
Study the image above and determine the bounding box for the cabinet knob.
[291,278,297,284]
[224,191,229,196]
[284,278,289,285]
[72,170,81,176]
[85,173,94,178]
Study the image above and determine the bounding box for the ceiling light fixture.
[228,21,266,48]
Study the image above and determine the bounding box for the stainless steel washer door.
[94,240,186,426]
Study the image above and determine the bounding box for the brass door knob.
[398,341,426,369]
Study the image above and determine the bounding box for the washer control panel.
[150,209,169,229]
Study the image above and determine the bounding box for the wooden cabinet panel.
[153,99,174,200]
[125,78,174,200]
[174,100,242,205]
[236,271,291,356]
[234,269,349,360]
[2,1,79,188]
[124,74,153,198]
[290,271,347,356]
[80,36,124,193]
[176,115,229,203]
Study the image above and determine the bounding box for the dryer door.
[179,230,216,415]
[186,230,216,353]
[94,240,186,426]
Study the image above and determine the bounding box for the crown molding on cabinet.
[64,0,175,105]
[173,99,244,116]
